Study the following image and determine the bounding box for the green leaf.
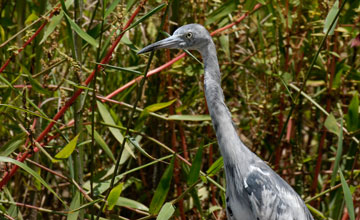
[205,0,238,25]
[21,65,50,95]
[85,125,115,162]
[206,157,223,177]
[149,157,174,214]
[128,136,155,160]
[95,63,142,75]
[324,113,340,136]
[256,0,265,4]
[123,3,167,33]
[107,182,124,210]
[53,133,80,162]
[244,0,257,11]
[104,0,121,19]
[156,202,175,220]
[323,0,339,35]
[339,170,355,220]
[330,120,343,187]
[115,197,149,211]
[40,0,73,44]
[219,35,230,59]
[0,133,25,156]
[25,12,39,25]
[63,12,98,48]
[187,146,203,185]
[345,93,359,132]
[167,115,211,121]
[0,156,66,207]
[145,99,176,112]
[67,191,80,220]
[0,104,54,123]
[97,101,135,159]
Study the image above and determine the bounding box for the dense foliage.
[0,0,359,219]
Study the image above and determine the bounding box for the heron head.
[137,24,211,54]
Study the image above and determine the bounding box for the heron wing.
[243,163,313,220]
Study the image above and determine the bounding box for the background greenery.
[0,0,359,219]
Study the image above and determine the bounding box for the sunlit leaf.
[167,115,211,121]
[156,202,175,220]
[323,0,339,35]
[53,133,80,162]
[107,182,124,210]
[324,113,340,136]
[207,157,223,177]
[145,99,176,112]
[116,197,149,211]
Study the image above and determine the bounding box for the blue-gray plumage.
[138,24,313,220]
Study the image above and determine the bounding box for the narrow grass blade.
[0,156,67,207]
[123,3,166,33]
[97,101,135,158]
[345,93,359,132]
[323,0,339,35]
[167,115,211,121]
[149,157,174,215]
[127,136,156,160]
[104,0,121,19]
[0,104,54,123]
[331,120,343,186]
[206,157,223,177]
[187,146,203,185]
[0,133,25,156]
[85,125,115,162]
[95,63,142,75]
[339,170,355,220]
[40,0,74,44]
[63,12,98,48]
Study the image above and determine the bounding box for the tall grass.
[0,0,359,219]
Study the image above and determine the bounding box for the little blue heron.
[138,24,313,220]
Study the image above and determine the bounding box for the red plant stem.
[104,53,187,100]
[0,5,61,74]
[0,4,143,190]
[104,3,263,100]
[179,125,189,161]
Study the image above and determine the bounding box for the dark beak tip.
[137,47,153,55]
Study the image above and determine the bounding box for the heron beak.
[137,35,183,54]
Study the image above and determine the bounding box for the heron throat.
[201,40,248,165]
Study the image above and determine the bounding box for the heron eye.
[186,32,193,39]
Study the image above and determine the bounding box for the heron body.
[138,24,313,220]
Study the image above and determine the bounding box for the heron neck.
[201,40,249,165]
